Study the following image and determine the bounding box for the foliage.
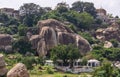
[92,61,113,77]
[71,1,97,17]
[0,26,18,34]
[78,12,94,30]
[90,45,120,61]
[18,24,28,36]
[42,10,94,30]
[4,52,45,70]
[0,13,19,26]
[93,61,120,77]
[19,3,44,16]
[55,2,69,14]
[12,37,33,54]
[30,65,43,75]
[0,13,9,24]
[50,44,81,68]
[46,67,54,74]
[19,3,46,26]
[79,32,97,44]
[110,39,119,47]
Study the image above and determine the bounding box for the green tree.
[13,37,32,54]
[50,44,81,68]
[23,15,34,27]
[19,3,44,16]
[18,24,27,36]
[55,2,69,13]
[19,3,45,26]
[42,8,94,30]
[78,12,94,30]
[0,13,9,23]
[71,1,97,17]
[93,61,113,77]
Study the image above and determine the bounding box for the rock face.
[30,19,91,56]
[7,63,29,77]
[0,34,13,52]
[96,23,120,41]
[0,54,7,76]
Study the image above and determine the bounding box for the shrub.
[46,67,54,74]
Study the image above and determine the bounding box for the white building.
[45,60,54,66]
[87,59,100,67]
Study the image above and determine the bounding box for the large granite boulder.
[7,63,29,77]
[96,23,120,41]
[30,19,91,56]
[0,34,13,52]
[0,54,7,76]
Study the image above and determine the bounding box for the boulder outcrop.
[7,63,29,77]
[0,54,7,76]
[30,19,91,56]
[96,23,120,41]
[0,34,13,52]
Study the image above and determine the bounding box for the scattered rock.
[7,63,29,77]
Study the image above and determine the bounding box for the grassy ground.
[30,73,92,77]
[2,53,92,77]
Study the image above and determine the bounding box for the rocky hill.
[29,19,92,56]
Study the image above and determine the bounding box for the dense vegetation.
[0,1,120,77]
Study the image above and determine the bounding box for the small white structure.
[87,59,100,67]
[45,60,54,66]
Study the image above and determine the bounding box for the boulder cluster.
[29,19,91,56]
[96,23,120,42]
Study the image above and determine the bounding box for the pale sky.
[0,0,120,16]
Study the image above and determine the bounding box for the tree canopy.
[71,1,97,17]
[50,44,81,68]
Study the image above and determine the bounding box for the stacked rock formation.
[29,19,91,56]
[0,54,7,76]
[7,63,29,77]
[96,23,120,41]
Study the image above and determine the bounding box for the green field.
[30,73,91,77]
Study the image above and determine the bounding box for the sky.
[0,0,120,16]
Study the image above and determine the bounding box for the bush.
[110,39,119,47]
[12,37,33,55]
[30,65,43,75]
[46,67,54,74]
